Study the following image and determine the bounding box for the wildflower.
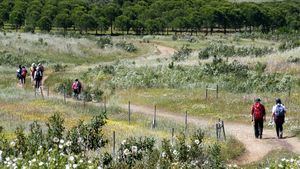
[37,150,41,155]
[60,153,65,156]
[281,158,286,162]
[121,140,126,145]
[233,164,238,168]
[161,152,166,158]
[10,141,16,147]
[77,137,83,143]
[65,141,72,147]
[32,158,37,162]
[59,144,64,149]
[65,164,70,169]
[290,158,294,163]
[53,137,59,143]
[48,148,53,152]
[5,157,10,161]
[173,150,179,156]
[88,160,92,164]
[39,146,42,149]
[265,167,270,169]
[73,164,78,168]
[194,139,200,145]
[39,162,44,166]
[68,156,75,162]
[79,159,83,163]
[278,164,283,168]
[123,149,131,156]
[131,146,138,154]
[60,139,65,144]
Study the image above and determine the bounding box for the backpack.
[253,103,264,120]
[35,70,43,80]
[16,69,22,78]
[21,68,27,77]
[275,104,285,117]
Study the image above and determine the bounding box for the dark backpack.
[35,70,43,80]
[275,104,285,117]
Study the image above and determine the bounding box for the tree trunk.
[210,27,213,35]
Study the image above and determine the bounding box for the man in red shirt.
[251,98,266,139]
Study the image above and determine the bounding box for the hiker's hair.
[276,98,282,104]
[75,79,78,81]
[19,65,22,68]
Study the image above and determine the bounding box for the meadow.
[0,31,299,168]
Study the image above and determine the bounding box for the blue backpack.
[275,104,285,117]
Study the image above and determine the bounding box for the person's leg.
[24,77,26,84]
[259,120,263,139]
[254,120,259,138]
[275,123,280,138]
[279,123,283,138]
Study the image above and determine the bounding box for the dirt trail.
[155,45,176,57]
[121,104,300,165]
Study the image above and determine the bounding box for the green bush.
[97,36,112,48]
[172,45,192,61]
[115,41,137,52]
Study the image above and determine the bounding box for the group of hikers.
[251,98,286,139]
[16,63,44,89]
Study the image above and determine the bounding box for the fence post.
[152,105,157,129]
[47,86,49,97]
[222,121,226,141]
[128,101,131,124]
[63,86,66,104]
[112,131,116,159]
[216,123,219,140]
[216,84,219,99]
[185,111,188,134]
[205,85,208,100]
[104,96,107,113]
[171,128,175,145]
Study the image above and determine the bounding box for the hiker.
[30,63,37,82]
[38,63,44,74]
[34,66,43,89]
[272,98,286,139]
[72,79,82,99]
[21,66,27,84]
[251,98,266,139]
[16,65,23,85]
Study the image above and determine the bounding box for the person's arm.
[262,105,266,121]
[251,105,254,121]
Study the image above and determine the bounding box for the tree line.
[0,0,299,35]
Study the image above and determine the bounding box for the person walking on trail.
[251,98,266,139]
[272,98,286,139]
[21,66,27,84]
[30,63,37,82]
[72,79,82,99]
[34,66,43,89]
[16,65,23,85]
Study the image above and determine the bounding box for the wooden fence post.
[185,111,188,134]
[222,120,226,141]
[152,105,157,129]
[216,84,219,99]
[128,101,131,124]
[205,85,208,100]
[63,86,66,104]
[171,128,175,145]
[112,131,116,159]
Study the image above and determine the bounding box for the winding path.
[121,104,300,165]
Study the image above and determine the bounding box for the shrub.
[115,41,137,52]
[172,45,192,61]
[24,25,35,33]
[279,40,300,51]
[97,37,112,48]
[287,56,300,63]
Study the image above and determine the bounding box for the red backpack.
[253,103,264,120]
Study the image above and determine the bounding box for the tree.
[115,15,131,34]
[103,3,121,35]
[54,12,72,33]
[79,14,97,33]
[38,16,52,32]
[9,9,25,31]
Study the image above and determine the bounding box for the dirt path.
[121,104,300,165]
[155,44,176,57]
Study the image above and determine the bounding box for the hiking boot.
[259,135,262,139]
[279,132,283,139]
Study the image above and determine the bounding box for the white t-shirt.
[272,104,286,115]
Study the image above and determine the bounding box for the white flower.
[123,149,131,156]
[39,162,44,166]
[194,139,200,145]
[131,146,138,154]
[77,137,83,143]
[278,164,283,168]
[73,164,78,168]
[88,160,92,164]
[32,158,37,162]
[60,153,65,156]
[290,158,294,163]
[173,150,178,156]
[39,146,42,149]
[68,156,75,162]
[121,140,126,145]
[65,164,70,169]
[233,164,238,168]
[59,144,64,149]
[265,167,270,169]
[10,141,16,147]
[13,158,17,162]
[5,157,10,161]
[79,159,83,163]
[65,141,72,147]
[37,150,41,155]
[281,158,286,162]
[48,148,53,152]
[161,152,166,158]
[53,137,59,143]
[60,139,65,144]
[0,150,2,155]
